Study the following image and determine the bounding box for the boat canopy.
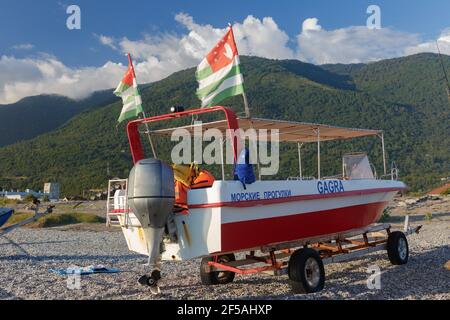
[149,117,381,143]
[127,106,388,177]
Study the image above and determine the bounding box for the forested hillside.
[0,54,448,195]
[0,90,118,147]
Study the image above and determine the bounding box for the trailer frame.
[205,218,421,276]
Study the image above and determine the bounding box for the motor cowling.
[127,158,175,228]
[127,159,175,267]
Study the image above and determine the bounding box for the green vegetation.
[0,91,118,147]
[378,208,391,223]
[5,212,33,225]
[0,198,19,206]
[441,187,450,195]
[424,212,434,221]
[39,212,105,227]
[0,54,448,195]
[5,211,105,228]
[23,194,37,203]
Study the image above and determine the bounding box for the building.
[0,183,60,201]
[44,183,60,200]
[0,189,43,200]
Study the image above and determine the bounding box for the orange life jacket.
[191,170,215,189]
[174,180,189,214]
[172,164,215,215]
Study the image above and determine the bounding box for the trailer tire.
[288,248,325,294]
[387,231,409,265]
[200,254,236,285]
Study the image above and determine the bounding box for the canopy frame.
[148,117,382,143]
[127,106,387,180]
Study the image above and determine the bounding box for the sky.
[1,0,450,104]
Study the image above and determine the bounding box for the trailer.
[198,219,421,293]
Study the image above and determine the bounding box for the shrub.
[378,208,391,222]
[37,212,105,228]
[0,198,19,206]
[4,211,105,228]
[3,211,34,226]
[24,194,37,203]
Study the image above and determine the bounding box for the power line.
[436,40,450,103]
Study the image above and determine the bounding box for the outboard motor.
[127,158,175,293]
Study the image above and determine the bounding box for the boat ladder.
[106,178,129,227]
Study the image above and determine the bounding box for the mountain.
[0,53,448,195]
[324,53,450,184]
[0,90,118,147]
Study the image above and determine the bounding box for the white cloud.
[233,16,294,59]
[0,55,126,104]
[109,13,294,84]
[95,34,117,50]
[302,18,322,32]
[173,12,293,59]
[2,13,450,104]
[404,29,450,56]
[297,18,422,64]
[11,43,34,50]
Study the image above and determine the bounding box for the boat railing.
[380,168,398,180]
[287,176,316,181]
[322,174,344,180]
[379,163,399,181]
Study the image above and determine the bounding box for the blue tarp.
[50,265,121,276]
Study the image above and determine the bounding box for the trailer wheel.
[387,231,409,265]
[200,254,236,285]
[288,248,325,294]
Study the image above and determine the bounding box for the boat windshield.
[343,153,375,180]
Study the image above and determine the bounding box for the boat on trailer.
[107,106,418,293]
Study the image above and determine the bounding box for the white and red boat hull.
[147,179,404,260]
[220,198,389,252]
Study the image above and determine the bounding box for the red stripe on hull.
[190,187,402,209]
[220,201,388,252]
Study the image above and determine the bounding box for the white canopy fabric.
[149,117,381,143]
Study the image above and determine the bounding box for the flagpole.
[127,53,158,158]
[242,91,251,118]
[227,24,260,179]
[228,23,251,119]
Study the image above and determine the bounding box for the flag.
[114,61,143,123]
[196,26,244,107]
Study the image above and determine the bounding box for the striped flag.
[196,26,245,107]
[114,60,143,123]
